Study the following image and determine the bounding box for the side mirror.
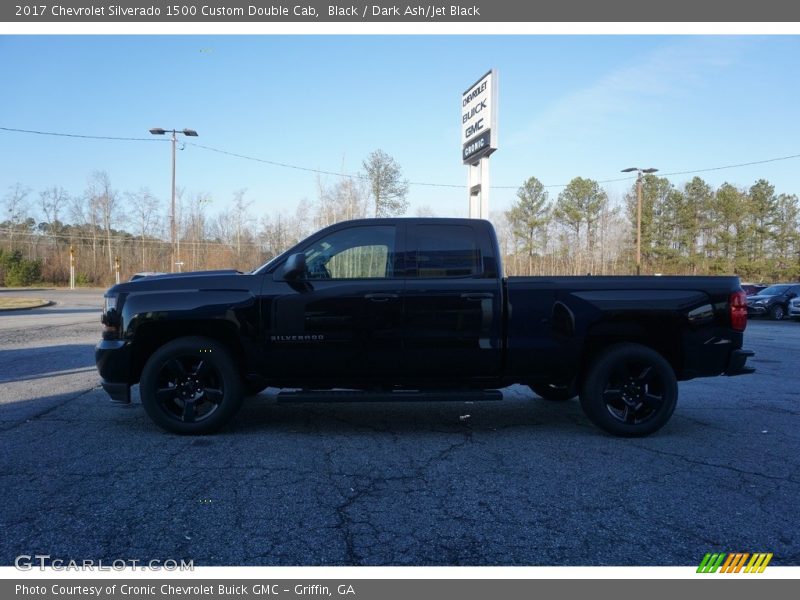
[281,253,307,281]
[788,292,797,299]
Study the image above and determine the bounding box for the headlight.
[755,300,768,305]
[103,294,118,313]
[101,294,121,338]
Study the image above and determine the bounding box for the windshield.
[758,285,790,296]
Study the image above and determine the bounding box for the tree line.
[497,174,800,281]
[0,150,411,286]
[1,153,798,286]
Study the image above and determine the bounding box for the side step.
[276,389,503,403]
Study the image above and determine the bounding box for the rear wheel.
[140,336,243,434]
[579,344,677,437]
[770,304,785,320]
[531,383,576,402]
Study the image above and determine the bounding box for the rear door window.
[411,225,480,278]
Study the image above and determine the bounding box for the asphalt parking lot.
[0,288,798,566]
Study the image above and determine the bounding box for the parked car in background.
[129,272,166,281]
[741,283,768,296]
[746,283,800,320]
[789,297,800,321]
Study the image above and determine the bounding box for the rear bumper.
[724,349,755,376]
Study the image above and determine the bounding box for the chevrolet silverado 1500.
[96,218,753,436]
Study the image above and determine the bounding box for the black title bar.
[4,0,800,22]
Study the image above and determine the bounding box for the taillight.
[729,290,747,332]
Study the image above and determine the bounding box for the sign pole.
[461,69,498,219]
[479,157,490,218]
[467,158,491,219]
[69,245,75,290]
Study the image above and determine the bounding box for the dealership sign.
[461,69,498,164]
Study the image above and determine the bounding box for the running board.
[276,389,503,403]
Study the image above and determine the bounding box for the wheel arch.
[580,319,683,381]
[130,320,246,384]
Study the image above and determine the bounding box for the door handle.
[365,293,399,302]
[460,292,493,301]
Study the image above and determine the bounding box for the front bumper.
[101,379,131,404]
[724,349,755,376]
[95,339,133,404]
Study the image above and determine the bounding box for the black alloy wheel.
[580,343,677,437]
[140,336,243,434]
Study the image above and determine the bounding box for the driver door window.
[304,225,397,280]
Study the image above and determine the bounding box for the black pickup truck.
[96,218,753,437]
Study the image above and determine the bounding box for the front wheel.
[579,344,677,437]
[770,304,785,320]
[140,336,244,434]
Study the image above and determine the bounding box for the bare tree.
[40,186,69,244]
[186,192,211,270]
[75,180,102,275]
[231,189,252,258]
[361,149,409,217]
[3,183,30,251]
[86,171,121,273]
[128,188,160,270]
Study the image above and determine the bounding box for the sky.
[1,34,799,225]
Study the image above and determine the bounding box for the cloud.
[506,37,748,149]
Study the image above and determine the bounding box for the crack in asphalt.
[627,443,800,485]
[322,425,477,565]
[0,386,99,432]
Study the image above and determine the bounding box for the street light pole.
[170,129,177,273]
[149,127,199,272]
[621,166,658,275]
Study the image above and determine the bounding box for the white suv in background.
[789,297,800,321]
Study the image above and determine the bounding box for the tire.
[579,343,677,437]
[531,382,576,402]
[140,336,244,434]
[770,304,785,320]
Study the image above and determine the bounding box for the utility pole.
[621,166,659,275]
[149,128,198,272]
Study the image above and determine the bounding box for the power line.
[3,124,799,190]
[659,154,800,178]
[0,126,168,143]
[188,141,625,189]
[186,142,466,189]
